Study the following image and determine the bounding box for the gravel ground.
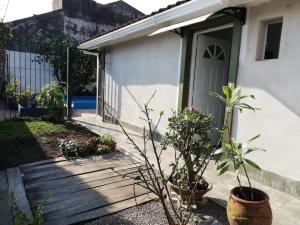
[80,199,229,225]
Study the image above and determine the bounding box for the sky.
[0,0,179,22]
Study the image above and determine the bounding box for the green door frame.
[177,15,243,110]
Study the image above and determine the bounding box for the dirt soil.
[0,128,96,170]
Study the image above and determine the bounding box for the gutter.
[79,0,270,50]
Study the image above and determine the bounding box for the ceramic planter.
[168,178,212,202]
[227,186,272,225]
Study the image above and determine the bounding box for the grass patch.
[0,120,69,141]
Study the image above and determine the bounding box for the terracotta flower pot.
[168,179,212,202]
[19,96,28,107]
[227,186,272,225]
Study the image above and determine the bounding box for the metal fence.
[5,50,57,94]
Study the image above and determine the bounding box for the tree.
[34,32,96,95]
[0,20,12,87]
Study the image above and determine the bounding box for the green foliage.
[34,33,96,95]
[211,83,265,200]
[11,191,46,225]
[36,81,65,112]
[97,134,116,148]
[5,78,20,96]
[0,21,12,53]
[18,86,32,99]
[0,120,68,141]
[214,137,266,176]
[58,140,81,157]
[58,134,116,158]
[164,107,213,187]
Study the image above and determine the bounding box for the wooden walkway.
[3,152,153,225]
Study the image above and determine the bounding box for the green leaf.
[209,92,225,102]
[244,147,266,155]
[160,111,164,116]
[234,160,241,173]
[245,158,262,170]
[217,159,230,169]
[217,164,229,175]
[214,148,227,155]
[223,86,232,99]
[247,134,261,143]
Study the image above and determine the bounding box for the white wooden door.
[189,34,231,144]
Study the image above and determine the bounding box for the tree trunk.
[183,151,196,184]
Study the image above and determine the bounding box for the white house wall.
[234,0,300,181]
[105,32,182,133]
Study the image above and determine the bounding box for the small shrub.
[97,134,116,150]
[58,139,80,157]
[58,134,117,158]
[11,191,46,225]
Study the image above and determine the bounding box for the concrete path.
[74,114,300,225]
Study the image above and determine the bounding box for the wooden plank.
[43,193,155,225]
[27,172,140,203]
[31,177,141,208]
[24,164,141,190]
[23,158,133,179]
[6,167,33,220]
[22,157,132,179]
[23,159,134,185]
[42,178,142,212]
[43,184,150,221]
[26,166,143,195]
[0,171,13,225]
[20,157,67,169]
[20,152,128,173]
[21,152,130,174]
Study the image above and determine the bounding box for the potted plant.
[164,107,214,203]
[5,78,19,103]
[211,84,272,225]
[18,86,32,107]
[36,81,65,122]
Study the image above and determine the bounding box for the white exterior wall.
[234,0,300,181]
[105,32,182,133]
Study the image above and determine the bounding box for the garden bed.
[0,119,97,170]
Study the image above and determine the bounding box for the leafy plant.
[36,81,65,112]
[105,93,209,225]
[211,83,265,201]
[58,139,80,157]
[11,191,46,225]
[34,33,96,95]
[58,135,117,158]
[0,21,12,86]
[5,78,20,96]
[164,107,213,190]
[97,134,116,149]
[18,86,32,99]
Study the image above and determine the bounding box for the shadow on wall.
[104,33,181,123]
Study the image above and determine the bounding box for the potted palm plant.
[211,84,272,225]
[36,81,65,122]
[164,107,214,203]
